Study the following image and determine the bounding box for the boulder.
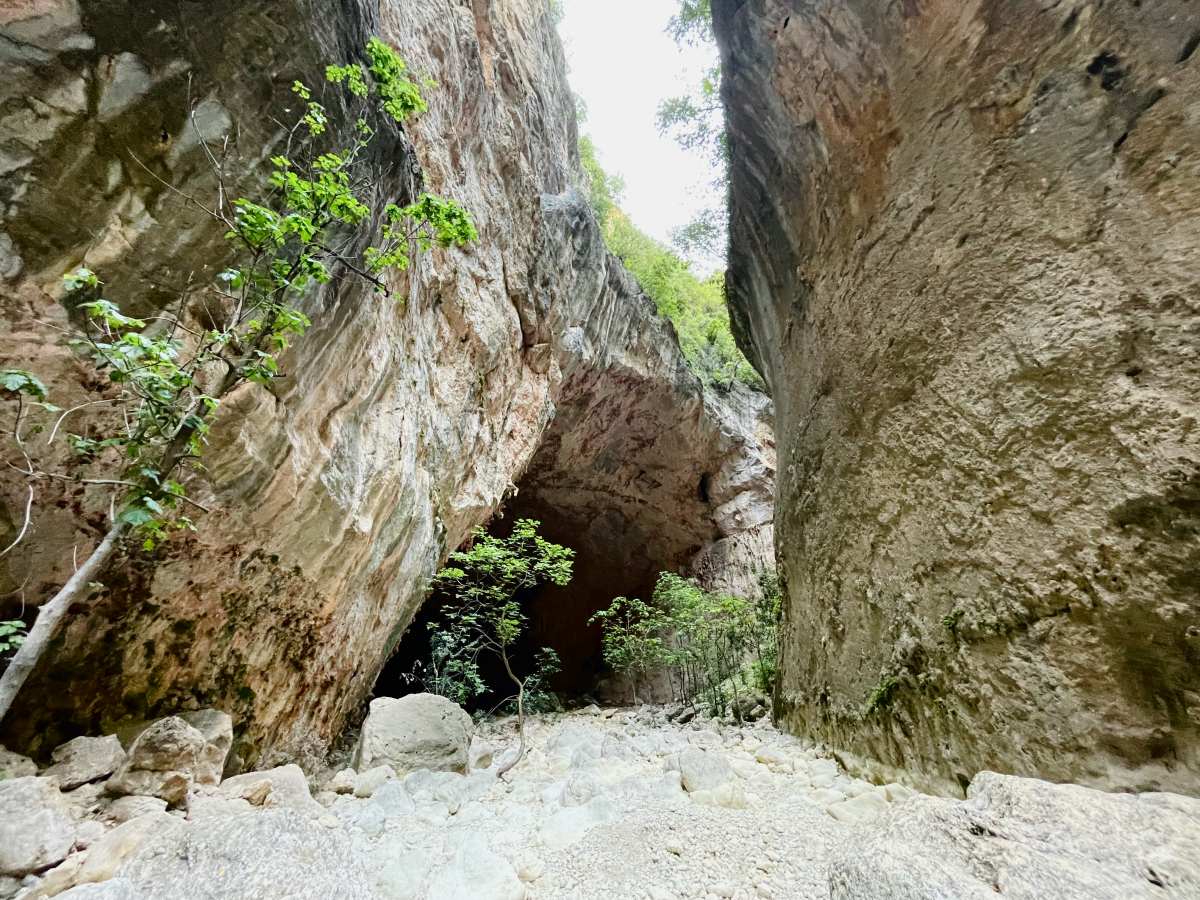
[370,781,415,819]
[81,809,374,899]
[106,718,205,807]
[829,772,1200,899]
[218,765,324,817]
[0,747,37,780]
[70,813,182,889]
[354,695,472,775]
[101,796,166,826]
[0,777,76,877]
[176,710,233,784]
[826,790,889,824]
[469,739,495,771]
[427,835,523,900]
[352,765,395,799]
[326,769,356,795]
[43,737,125,791]
[559,772,600,808]
[674,748,734,794]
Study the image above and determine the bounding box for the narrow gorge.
[0,1,1197,898]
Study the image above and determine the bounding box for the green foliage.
[413,628,487,707]
[578,136,625,226]
[1,38,476,555]
[424,520,574,710]
[588,595,668,703]
[520,648,563,714]
[942,609,965,640]
[0,620,26,659]
[604,208,761,390]
[0,370,48,402]
[659,1,728,263]
[667,0,713,45]
[589,568,780,717]
[865,674,901,716]
[577,137,758,390]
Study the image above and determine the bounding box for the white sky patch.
[558,0,721,259]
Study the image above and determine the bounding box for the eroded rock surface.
[0,0,773,764]
[714,0,1200,794]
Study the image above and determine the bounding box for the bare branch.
[0,486,34,558]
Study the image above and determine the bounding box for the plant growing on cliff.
[0,620,25,660]
[578,138,760,390]
[428,519,574,775]
[659,0,728,261]
[0,38,476,721]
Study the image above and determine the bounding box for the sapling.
[430,519,573,775]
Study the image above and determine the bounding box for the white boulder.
[354,695,472,775]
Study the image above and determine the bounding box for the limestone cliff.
[0,0,773,765]
[714,0,1200,794]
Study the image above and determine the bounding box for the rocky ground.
[2,701,1199,899]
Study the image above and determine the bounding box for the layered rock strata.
[714,0,1200,794]
[0,0,773,765]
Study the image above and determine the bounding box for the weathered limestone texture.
[0,1,773,765]
[713,0,1200,795]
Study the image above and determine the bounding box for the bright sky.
[557,0,721,264]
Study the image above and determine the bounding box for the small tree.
[0,37,476,722]
[588,595,669,704]
[431,519,573,775]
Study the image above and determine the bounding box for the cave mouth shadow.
[373,506,670,711]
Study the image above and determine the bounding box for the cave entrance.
[372,496,680,710]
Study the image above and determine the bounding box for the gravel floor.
[338,706,906,900]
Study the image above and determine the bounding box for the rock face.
[43,736,125,791]
[714,0,1200,794]
[0,0,773,765]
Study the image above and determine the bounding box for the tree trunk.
[496,647,526,779]
[0,523,126,724]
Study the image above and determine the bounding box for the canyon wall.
[714,0,1200,795]
[0,0,773,766]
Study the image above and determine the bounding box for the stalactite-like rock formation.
[714,0,1200,795]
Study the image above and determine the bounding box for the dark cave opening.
[373,502,673,710]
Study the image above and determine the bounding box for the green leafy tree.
[0,38,476,722]
[601,205,761,390]
[587,570,779,719]
[431,519,574,774]
[658,0,728,261]
[588,595,670,704]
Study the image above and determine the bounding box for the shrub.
[589,567,780,718]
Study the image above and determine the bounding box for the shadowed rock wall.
[0,0,773,767]
[714,0,1200,795]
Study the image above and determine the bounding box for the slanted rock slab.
[0,777,76,877]
[828,772,1200,898]
[106,717,206,807]
[43,736,125,791]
